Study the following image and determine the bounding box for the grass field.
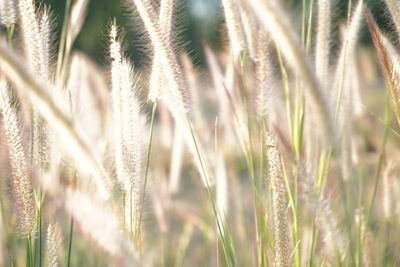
[0,0,400,266]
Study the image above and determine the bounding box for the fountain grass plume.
[248,0,335,145]
[0,79,35,237]
[0,0,16,27]
[366,9,400,128]
[315,0,331,89]
[0,41,113,200]
[266,133,290,267]
[221,0,245,57]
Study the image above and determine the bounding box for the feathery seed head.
[266,133,290,267]
[45,224,61,267]
[221,0,245,57]
[315,0,331,89]
[131,0,188,117]
[38,8,54,84]
[0,0,16,27]
[366,9,400,128]
[109,23,146,234]
[0,42,113,200]
[384,0,400,39]
[148,0,174,102]
[238,0,258,59]
[0,79,35,237]
[302,178,348,261]
[131,0,213,188]
[363,231,376,267]
[109,22,145,195]
[249,0,335,145]
[18,0,42,73]
[255,31,272,118]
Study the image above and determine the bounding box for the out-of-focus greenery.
[43,0,222,66]
[42,0,390,67]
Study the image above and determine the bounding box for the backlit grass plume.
[315,0,330,89]
[109,22,146,234]
[221,0,245,57]
[237,0,257,59]
[366,10,400,128]
[333,0,363,120]
[384,0,400,38]
[0,42,113,199]
[248,0,334,144]
[18,0,42,75]
[45,224,60,267]
[130,0,187,118]
[255,31,272,118]
[0,0,16,27]
[266,133,290,267]
[302,177,348,262]
[0,79,35,237]
[1,0,400,265]
[19,0,53,173]
[130,0,212,188]
[148,0,174,102]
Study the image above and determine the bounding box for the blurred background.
[41,0,390,67]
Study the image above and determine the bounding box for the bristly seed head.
[0,79,35,237]
[266,133,290,267]
[0,0,16,27]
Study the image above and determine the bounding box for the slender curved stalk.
[26,237,32,267]
[67,217,74,267]
[366,100,391,226]
[39,199,42,267]
[137,100,157,248]
[56,0,72,82]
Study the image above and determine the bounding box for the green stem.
[137,100,158,246]
[308,223,318,267]
[187,120,236,266]
[305,0,315,53]
[56,0,72,83]
[26,236,32,267]
[39,199,42,267]
[362,104,400,139]
[366,100,391,226]
[7,24,15,45]
[239,55,267,266]
[67,217,74,267]
[258,120,266,267]
[301,0,307,46]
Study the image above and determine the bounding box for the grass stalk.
[137,100,157,248]
[56,0,72,83]
[38,196,42,267]
[187,119,237,266]
[6,24,15,44]
[308,222,318,267]
[26,236,32,267]
[366,100,391,226]
[306,0,315,53]
[67,217,74,267]
[282,161,300,267]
